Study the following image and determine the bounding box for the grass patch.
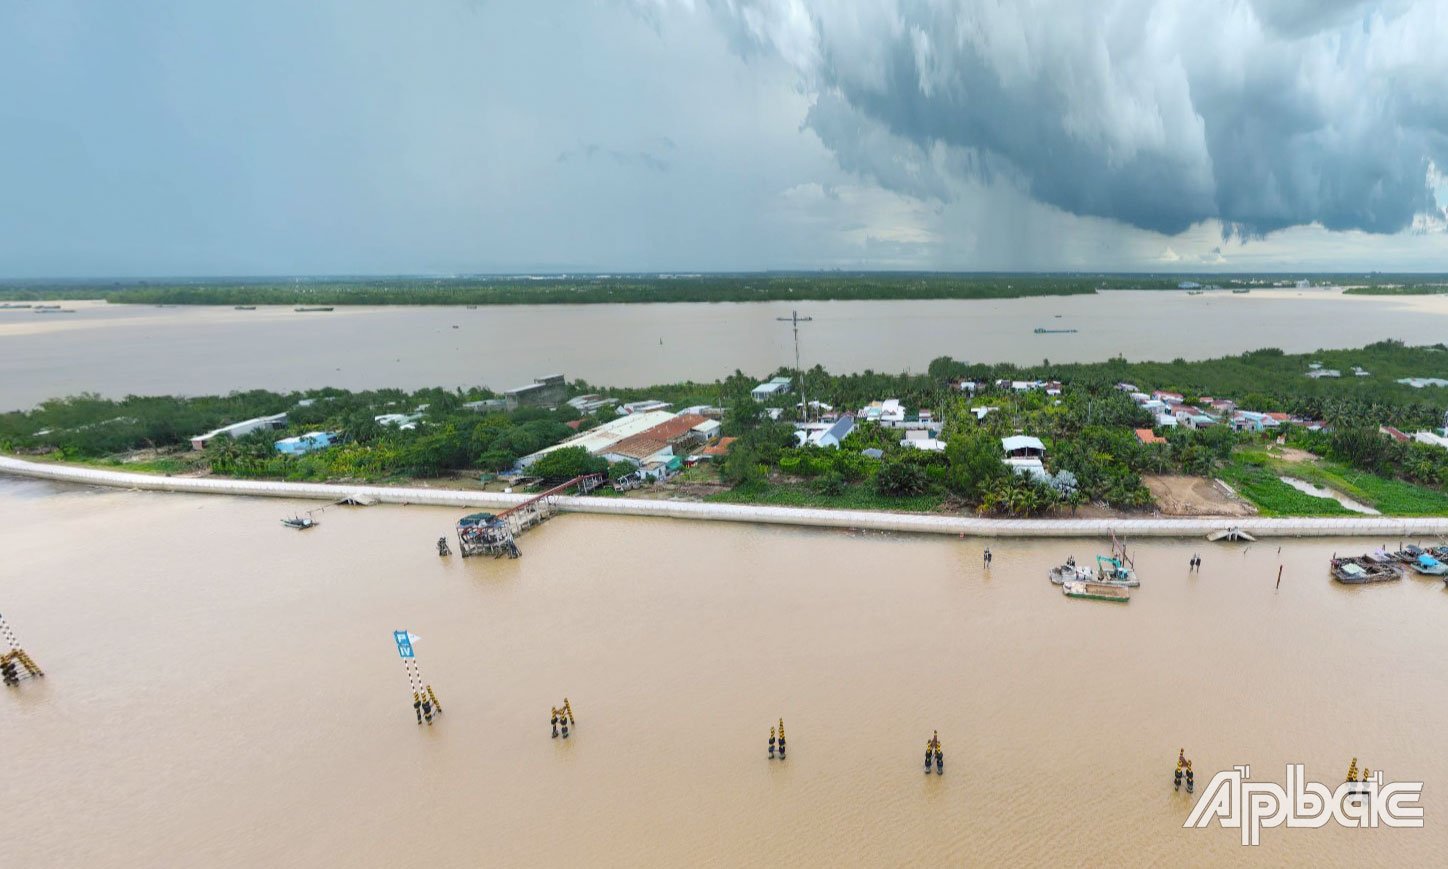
[1218,460,1356,517]
[1287,461,1448,515]
[706,482,945,512]
[1238,447,1448,516]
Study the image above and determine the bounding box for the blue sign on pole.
[393,630,414,659]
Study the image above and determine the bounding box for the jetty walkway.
[3,455,1445,539]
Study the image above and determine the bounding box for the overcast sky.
[3,0,1448,276]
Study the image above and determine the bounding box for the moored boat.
[1390,544,1424,563]
[1048,560,1095,585]
[1411,554,1448,576]
[1330,556,1401,584]
[1062,580,1130,602]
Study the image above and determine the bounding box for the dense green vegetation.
[7,340,1448,516]
[0,387,604,482]
[3,272,1444,307]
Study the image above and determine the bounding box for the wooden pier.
[457,474,604,557]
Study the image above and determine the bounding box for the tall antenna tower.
[776,309,813,420]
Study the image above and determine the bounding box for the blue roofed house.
[808,414,855,448]
[275,431,340,455]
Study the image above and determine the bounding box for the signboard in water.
[393,630,414,659]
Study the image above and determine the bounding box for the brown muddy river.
[4,288,1448,409]
[3,477,1445,866]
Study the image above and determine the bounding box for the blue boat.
[1412,554,1448,576]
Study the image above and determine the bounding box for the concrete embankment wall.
[3,455,1446,539]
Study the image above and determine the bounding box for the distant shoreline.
[1,273,1438,306]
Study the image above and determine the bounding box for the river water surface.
[4,288,1448,409]
[3,478,1444,866]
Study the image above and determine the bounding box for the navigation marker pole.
[0,612,44,686]
[394,630,441,725]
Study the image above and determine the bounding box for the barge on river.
[1062,580,1131,602]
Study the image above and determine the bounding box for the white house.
[691,419,722,443]
[751,376,793,401]
[190,412,289,450]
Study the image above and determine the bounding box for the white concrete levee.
[3,455,1446,539]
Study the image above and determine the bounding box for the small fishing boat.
[1330,556,1401,584]
[1048,560,1095,585]
[1033,327,1079,334]
[1365,549,1396,565]
[281,515,318,530]
[294,306,334,312]
[1186,290,1204,295]
[1411,554,1448,576]
[234,305,256,310]
[1062,580,1130,602]
[1231,289,1249,294]
[1391,545,1424,563]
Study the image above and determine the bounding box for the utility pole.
[776,309,813,421]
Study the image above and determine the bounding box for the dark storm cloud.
[706,0,1448,237]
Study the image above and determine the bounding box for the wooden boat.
[1048,561,1095,585]
[1062,580,1130,602]
[281,515,318,529]
[1391,545,1424,563]
[1206,526,1256,542]
[1365,549,1396,565]
[294,306,334,312]
[1330,556,1401,584]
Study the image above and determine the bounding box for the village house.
[1000,435,1047,475]
[190,412,289,450]
[1134,428,1167,445]
[598,413,712,470]
[807,414,855,448]
[275,431,339,455]
[750,376,793,401]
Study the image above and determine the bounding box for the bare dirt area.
[1265,445,1317,463]
[1144,474,1257,516]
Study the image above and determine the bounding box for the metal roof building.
[515,410,677,469]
